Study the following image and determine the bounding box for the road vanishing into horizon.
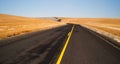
[0,24,120,64]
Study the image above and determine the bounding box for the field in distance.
[0,14,120,42]
[62,18,120,42]
[0,14,65,39]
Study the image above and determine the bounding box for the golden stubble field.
[0,14,65,39]
[61,18,120,43]
[62,18,120,37]
[0,14,120,41]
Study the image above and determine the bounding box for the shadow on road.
[0,23,73,64]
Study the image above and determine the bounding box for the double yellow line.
[56,25,75,64]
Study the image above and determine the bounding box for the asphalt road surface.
[56,25,120,64]
[0,24,120,64]
[0,24,72,64]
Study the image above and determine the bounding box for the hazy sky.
[0,0,120,18]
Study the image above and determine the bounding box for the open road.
[0,24,72,64]
[56,24,120,64]
[0,24,120,64]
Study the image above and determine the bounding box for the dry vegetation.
[62,18,120,42]
[62,18,120,36]
[0,14,120,42]
[0,14,65,39]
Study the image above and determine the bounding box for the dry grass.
[0,14,65,39]
[84,23,120,36]
[62,18,120,37]
[0,14,120,41]
[61,18,120,42]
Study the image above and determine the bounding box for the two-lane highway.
[0,24,120,64]
[56,25,120,64]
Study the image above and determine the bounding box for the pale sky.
[0,0,120,18]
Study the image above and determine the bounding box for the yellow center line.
[56,25,75,64]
